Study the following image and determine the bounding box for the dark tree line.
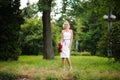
[0,0,23,60]
[0,0,120,61]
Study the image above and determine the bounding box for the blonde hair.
[63,21,70,29]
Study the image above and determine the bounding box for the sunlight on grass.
[0,55,120,80]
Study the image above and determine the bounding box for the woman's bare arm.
[60,30,64,43]
[69,30,73,49]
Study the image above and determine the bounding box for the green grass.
[0,55,120,80]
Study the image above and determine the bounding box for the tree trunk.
[42,0,54,59]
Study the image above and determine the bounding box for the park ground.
[0,55,120,80]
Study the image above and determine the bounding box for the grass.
[0,55,120,80]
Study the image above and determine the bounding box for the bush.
[109,21,120,61]
[81,51,91,56]
[97,32,108,57]
[98,21,120,61]
[20,17,43,55]
[0,45,21,61]
[71,52,81,56]
[71,51,91,56]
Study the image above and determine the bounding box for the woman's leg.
[61,58,65,68]
[66,58,72,70]
[66,58,71,66]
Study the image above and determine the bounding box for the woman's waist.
[63,38,70,40]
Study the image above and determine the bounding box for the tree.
[20,17,43,55]
[38,0,54,59]
[110,21,120,61]
[91,0,120,57]
[21,3,39,18]
[0,0,23,61]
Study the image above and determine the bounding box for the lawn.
[0,55,120,80]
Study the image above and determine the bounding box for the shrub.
[109,21,120,61]
[20,17,43,55]
[98,21,120,61]
[81,51,91,56]
[97,32,108,57]
[71,51,81,56]
[71,51,91,56]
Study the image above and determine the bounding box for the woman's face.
[63,23,69,29]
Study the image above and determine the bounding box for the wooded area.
[0,0,120,61]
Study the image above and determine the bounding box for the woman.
[60,21,73,70]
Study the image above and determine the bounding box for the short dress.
[60,31,71,58]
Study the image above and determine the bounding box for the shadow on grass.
[0,71,32,80]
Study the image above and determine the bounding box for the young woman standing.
[60,21,73,70]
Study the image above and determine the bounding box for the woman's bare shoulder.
[69,29,73,32]
[62,30,65,33]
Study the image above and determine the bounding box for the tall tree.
[0,0,23,60]
[38,0,54,59]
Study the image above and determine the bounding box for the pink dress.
[60,31,71,58]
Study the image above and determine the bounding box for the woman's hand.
[59,40,62,44]
[69,44,71,49]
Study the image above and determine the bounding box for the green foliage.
[97,21,120,61]
[61,0,120,57]
[38,0,56,11]
[60,0,104,55]
[97,32,108,57]
[110,21,120,61]
[51,22,61,54]
[0,0,23,61]
[0,71,16,80]
[79,18,103,55]
[20,17,61,55]
[20,17,43,55]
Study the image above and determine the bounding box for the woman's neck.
[64,29,69,31]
